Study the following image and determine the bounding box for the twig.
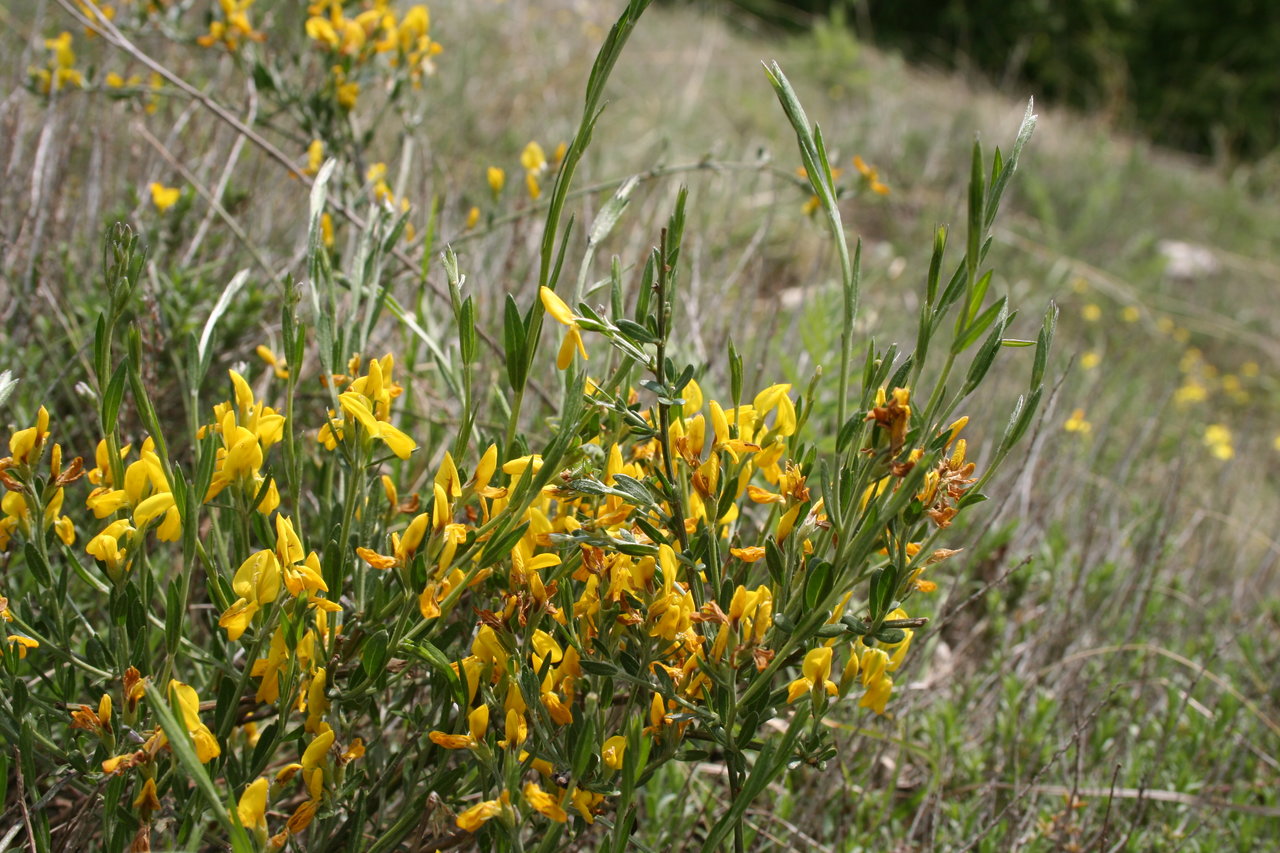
[957,688,1113,852]
[1096,762,1122,850]
[13,748,36,853]
[975,780,1280,819]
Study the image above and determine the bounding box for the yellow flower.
[1081,303,1102,322]
[1063,408,1091,434]
[487,166,505,197]
[852,155,889,195]
[133,777,161,814]
[321,354,417,459]
[321,212,335,248]
[273,515,327,596]
[456,790,509,832]
[356,511,429,570]
[601,735,627,770]
[301,727,334,801]
[169,680,221,762]
[5,634,38,659]
[523,782,568,823]
[522,141,548,199]
[237,778,269,838]
[1174,382,1207,405]
[218,549,281,641]
[428,703,489,749]
[1203,424,1234,460]
[539,287,588,370]
[858,647,894,715]
[256,345,289,379]
[1080,350,1101,370]
[8,406,50,464]
[465,205,480,229]
[332,66,359,110]
[521,141,547,174]
[31,32,85,93]
[149,182,180,212]
[304,139,325,176]
[785,646,838,703]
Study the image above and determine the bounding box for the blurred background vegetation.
[701,0,1280,163]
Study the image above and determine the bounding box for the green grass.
[2,1,1277,849]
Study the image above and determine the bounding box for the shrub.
[2,1,1051,850]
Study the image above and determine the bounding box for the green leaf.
[579,659,619,677]
[985,99,1037,231]
[961,306,1011,396]
[197,270,250,366]
[953,294,1007,355]
[966,138,984,289]
[589,175,639,248]
[1032,300,1058,388]
[458,296,477,365]
[23,543,51,587]
[1001,385,1043,452]
[926,226,947,306]
[804,560,833,611]
[101,361,128,435]
[869,567,894,622]
[503,294,526,391]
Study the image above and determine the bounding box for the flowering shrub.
[2,1,1054,851]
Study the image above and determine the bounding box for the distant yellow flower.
[320,212,335,248]
[522,142,547,199]
[256,345,289,379]
[1174,382,1207,405]
[1063,408,1091,434]
[196,0,265,51]
[1081,303,1102,322]
[30,32,85,94]
[521,141,547,173]
[465,205,480,229]
[852,154,890,195]
[1121,305,1141,323]
[1203,424,1233,460]
[487,166,505,197]
[149,182,180,212]
[105,71,140,89]
[304,139,325,176]
[1080,350,1101,370]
